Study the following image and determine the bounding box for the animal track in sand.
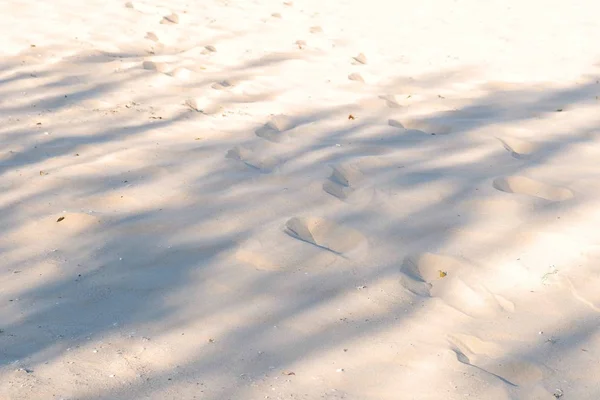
[449,334,543,386]
[285,217,366,256]
[493,176,573,201]
[255,114,295,143]
[226,146,281,173]
[399,253,514,317]
[497,137,535,159]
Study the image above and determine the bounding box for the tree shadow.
[2,41,600,400]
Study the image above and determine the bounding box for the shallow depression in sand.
[226,146,281,173]
[399,253,513,317]
[497,137,536,158]
[493,176,573,201]
[449,334,543,387]
[285,217,366,255]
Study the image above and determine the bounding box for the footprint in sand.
[399,253,514,317]
[204,45,217,53]
[170,67,193,80]
[285,217,367,256]
[401,119,453,135]
[255,114,295,143]
[322,162,376,205]
[142,60,169,73]
[211,79,236,90]
[235,249,281,271]
[386,118,446,137]
[234,236,339,272]
[493,176,573,201]
[126,1,170,15]
[560,273,600,312]
[348,72,365,83]
[379,94,401,108]
[145,32,159,42]
[497,137,535,159]
[352,53,367,65]
[161,13,180,24]
[186,97,223,115]
[387,119,405,129]
[226,145,281,173]
[323,163,363,200]
[448,334,544,387]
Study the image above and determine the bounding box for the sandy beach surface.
[2,0,600,399]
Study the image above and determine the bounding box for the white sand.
[1,0,600,399]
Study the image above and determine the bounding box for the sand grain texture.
[1,0,600,399]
